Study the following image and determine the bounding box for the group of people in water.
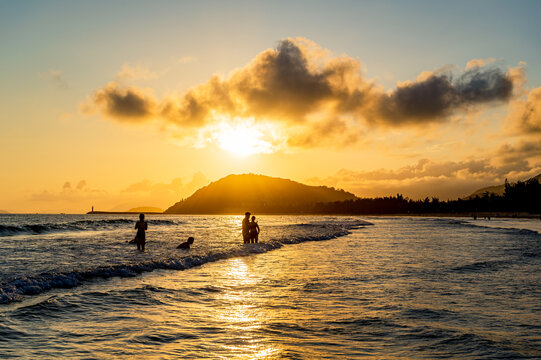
[131,212,261,251]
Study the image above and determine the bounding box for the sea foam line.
[0,219,178,237]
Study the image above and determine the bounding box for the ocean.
[0,214,540,359]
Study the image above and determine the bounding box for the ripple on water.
[132,331,199,344]
[0,323,27,340]
[451,259,510,273]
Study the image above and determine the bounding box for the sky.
[1,0,540,213]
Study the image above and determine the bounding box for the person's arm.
[135,221,138,229]
[256,223,260,234]
[144,221,148,230]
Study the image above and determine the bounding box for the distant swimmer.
[249,215,260,244]
[134,213,148,251]
[242,212,251,244]
[177,236,194,249]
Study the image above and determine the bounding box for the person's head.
[245,212,251,218]
[187,236,194,244]
[251,216,256,221]
[139,213,145,220]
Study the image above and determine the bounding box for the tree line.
[313,178,541,215]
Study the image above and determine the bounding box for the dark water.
[0,215,540,359]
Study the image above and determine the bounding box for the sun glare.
[214,118,277,156]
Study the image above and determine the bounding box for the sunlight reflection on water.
[213,258,279,359]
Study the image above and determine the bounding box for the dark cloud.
[161,39,344,126]
[82,38,524,146]
[234,40,335,121]
[373,66,516,124]
[495,140,541,167]
[81,82,157,121]
[161,39,520,127]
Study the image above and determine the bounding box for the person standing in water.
[242,212,251,244]
[249,215,260,243]
[135,213,148,251]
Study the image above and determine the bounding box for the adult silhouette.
[249,215,260,243]
[134,213,148,251]
[242,212,251,244]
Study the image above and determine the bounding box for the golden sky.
[1,1,540,213]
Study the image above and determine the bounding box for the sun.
[214,119,277,156]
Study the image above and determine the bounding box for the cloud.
[76,180,87,190]
[306,155,540,200]
[286,117,363,148]
[31,180,106,202]
[39,69,68,89]
[494,140,541,170]
[82,38,525,148]
[123,172,209,199]
[80,82,158,122]
[116,63,158,80]
[373,65,517,125]
[123,178,182,193]
[29,174,210,212]
[506,86,541,134]
[465,57,498,70]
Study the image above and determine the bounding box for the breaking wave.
[0,219,177,237]
[0,220,371,304]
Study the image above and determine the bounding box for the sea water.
[0,215,539,358]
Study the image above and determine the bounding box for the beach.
[1,215,540,358]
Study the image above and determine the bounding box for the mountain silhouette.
[164,174,357,214]
[464,173,541,199]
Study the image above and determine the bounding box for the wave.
[0,222,363,304]
[434,218,540,236]
[451,259,509,274]
[291,219,373,229]
[0,219,177,237]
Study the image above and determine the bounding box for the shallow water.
[1,215,540,359]
[0,214,362,304]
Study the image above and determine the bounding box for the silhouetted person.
[135,213,148,251]
[249,215,260,243]
[242,212,251,244]
[177,236,194,249]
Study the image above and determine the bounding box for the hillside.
[164,174,357,214]
[465,184,506,199]
[464,173,541,199]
